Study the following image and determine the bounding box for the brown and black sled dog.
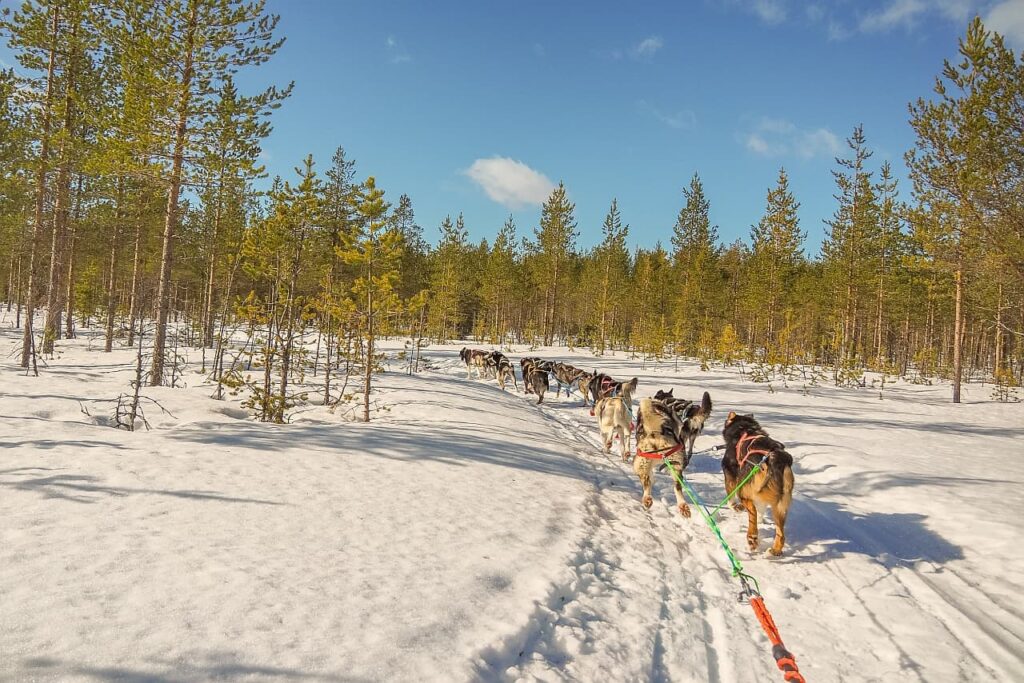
[722,411,795,556]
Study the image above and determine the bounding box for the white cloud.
[532,43,546,57]
[465,157,555,209]
[987,0,1024,48]
[743,118,841,160]
[632,36,664,58]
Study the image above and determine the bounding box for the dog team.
[460,346,796,556]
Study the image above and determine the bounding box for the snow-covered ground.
[2,315,1023,682]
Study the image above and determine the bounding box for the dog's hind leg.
[769,469,795,556]
[744,498,760,551]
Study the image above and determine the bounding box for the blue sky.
[3,0,1023,254]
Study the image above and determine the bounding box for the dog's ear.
[725,411,736,425]
[629,377,638,390]
[667,388,674,396]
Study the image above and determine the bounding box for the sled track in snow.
[464,372,746,682]
[797,494,1024,680]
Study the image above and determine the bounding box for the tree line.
[1,4,1021,418]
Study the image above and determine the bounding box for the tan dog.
[722,411,795,556]
[595,397,631,461]
[633,398,691,518]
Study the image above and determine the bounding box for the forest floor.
[2,315,1023,682]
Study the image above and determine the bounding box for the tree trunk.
[42,20,79,354]
[126,216,144,347]
[952,265,964,403]
[64,174,84,339]
[21,5,59,368]
[150,5,196,385]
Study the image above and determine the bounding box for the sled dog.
[721,412,795,556]
[596,396,631,461]
[634,398,692,518]
[653,389,712,460]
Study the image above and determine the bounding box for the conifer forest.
[1,2,1022,422]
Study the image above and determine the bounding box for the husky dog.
[525,364,549,404]
[496,356,518,391]
[587,374,638,415]
[722,412,795,556]
[551,362,586,398]
[596,396,631,461]
[520,358,540,394]
[459,347,488,378]
[634,398,691,517]
[653,389,712,460]
[484,350,509,379]
[576,371,595,406]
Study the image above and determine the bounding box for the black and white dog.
[653,388,713,460]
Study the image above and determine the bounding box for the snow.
[2,315,1023,682]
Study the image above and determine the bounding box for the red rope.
[750,596,806,683]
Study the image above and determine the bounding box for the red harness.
[736,432,773,468]
[636,442,684,460]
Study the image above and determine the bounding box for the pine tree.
[823,125,878,363]
[390,193,429,299]
[338,176,400,422]
[428,214,468,341]
[594,198,630,354]
[907,17,1024,401]
[671,173,720,350]
[480,215,518,343]
[749,168,804,345]
[3,1,61,368]
[146,0,291,386]
[531,182,578,345]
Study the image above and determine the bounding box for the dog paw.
[679,504,691,518]
[768,547,784,557]
[642,495,653,509]
[747,538,759,551]
[732,503,744,512]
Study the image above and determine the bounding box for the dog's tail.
[698,390,712,417]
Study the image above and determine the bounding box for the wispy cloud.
[742,118,841,160]
[385,35,411,64]
[532,43,546,57]
[860,0,928,32]
[638,100,696,130]
[752,0,787,24]
[720,0,787,25]
[987,0,1024,48]
[632,35,664,59]
[464,157,555,209]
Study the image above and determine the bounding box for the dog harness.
[635,442,683,460]
[736,431,772,468]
